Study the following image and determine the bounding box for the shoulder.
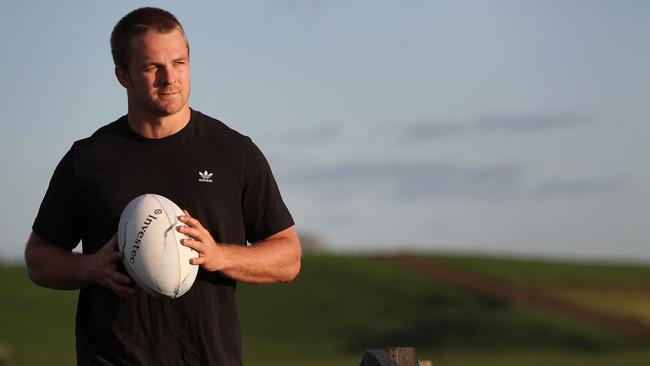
[191,109,255,148]
[191,110,273,172]
[71,115,128,152]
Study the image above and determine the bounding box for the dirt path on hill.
[383,255,650,341]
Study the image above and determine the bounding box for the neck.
[127,105,192,139]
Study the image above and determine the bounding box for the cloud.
[285,158,628,203]
[395,121,468,141]
[286,160,524,201]
[533,177,628,197]
[476,113,589,133]
[287,124,341,144]
[262,124,342,146]
[395,113,590,143]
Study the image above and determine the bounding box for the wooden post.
[0,343,14,366]
[383,347,417,366]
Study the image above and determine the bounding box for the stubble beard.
[134,88,190,118]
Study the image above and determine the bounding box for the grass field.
[427,254,650,324]
[1,254,650,365]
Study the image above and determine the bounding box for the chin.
[150,102,187,117]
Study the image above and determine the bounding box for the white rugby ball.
[118,194,198,298]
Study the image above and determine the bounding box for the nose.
[156,64,176,86]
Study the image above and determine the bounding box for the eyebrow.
[139,56,188,69]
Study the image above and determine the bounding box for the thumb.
[100,233,119,253]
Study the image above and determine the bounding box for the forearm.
[25,234,93,290]
[25,231,134,296]
[178,214,302,284]
[216,234,301,284]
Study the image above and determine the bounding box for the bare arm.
[24,231,135,296]
[178,211,301,284]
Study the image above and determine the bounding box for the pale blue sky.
[1,1,648,262]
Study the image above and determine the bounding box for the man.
[24,7,300,365]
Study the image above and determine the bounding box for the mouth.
[158,90,180,98]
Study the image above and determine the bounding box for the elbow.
[24,235,55,288]
[283,257,301,283]
[280,241,301,283]
[27,268,46,288]
[24,247,45,287]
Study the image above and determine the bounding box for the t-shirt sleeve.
[241,138,294,243]
[32,148,82,250]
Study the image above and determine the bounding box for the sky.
[1,1,648,262]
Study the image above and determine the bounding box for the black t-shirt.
[32,109,294,365]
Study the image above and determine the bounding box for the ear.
[115,66,130,88]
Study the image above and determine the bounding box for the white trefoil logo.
[198,170,213,183]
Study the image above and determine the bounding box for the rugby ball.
[118,194,198,298]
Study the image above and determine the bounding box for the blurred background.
[1,1,649,365]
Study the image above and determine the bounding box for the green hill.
[2,254,650,366]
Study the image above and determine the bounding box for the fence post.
[383,347,417,366]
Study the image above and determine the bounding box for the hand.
[177,210,222,272]
[85,234,136,298]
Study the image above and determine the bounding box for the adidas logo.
[198,170,213,183]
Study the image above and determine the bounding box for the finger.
[109,251,124,264]
[108,233,118,248]
[190,256,205,266]
[99,234,119,254]
[180,238,201,251]
[110,271,132,285]
[111,282,137,298]
[178,214,201,228]
[180,209,193,221]
[178,213,204,230]
[177,225,203,241]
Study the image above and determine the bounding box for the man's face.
[120,28,190,117]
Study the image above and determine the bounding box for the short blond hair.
[110,7,189,69]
